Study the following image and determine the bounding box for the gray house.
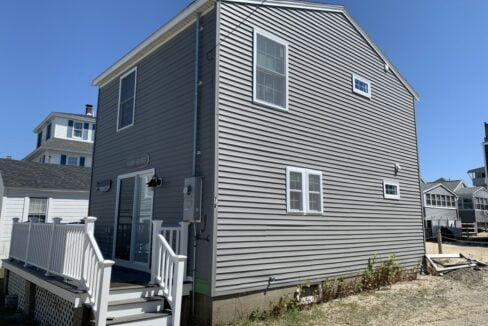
[467,123,488,188]
[456,186,488,233]
[421,181,461,239]
[2,1,423,325]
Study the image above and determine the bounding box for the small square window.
[383,180,400,199]
[67,156,78,166]
[73,122,83,138]
[352,74,371,98]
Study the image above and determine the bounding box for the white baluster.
[151,220,163,283]
[45,217,62,276]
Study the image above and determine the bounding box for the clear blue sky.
[1,0,487,183]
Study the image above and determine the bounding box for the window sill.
[253,98,289,112]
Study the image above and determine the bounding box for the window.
[67,156,78,166]
[286,167,323,214]
[60,155,66,165]
[46,123,52,140]
[441,195,447,207]
[383,180,400,199]
[352,74,372,98]
[28,198,47,223]
[80,157,85,167]
[92,124,96,141]
[463,198,473,210]
[73,122,83,138]
[426,194,431,205]
[37,132,42,148]
[253,29,288,110]
[117,67,137,130]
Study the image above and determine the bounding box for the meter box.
[183,177,202,222]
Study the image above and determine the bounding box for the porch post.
[80,216,97,289]
[179,221,189,279]
[151,220,163,284]
[45,217,62,276]
[9,218,20,259]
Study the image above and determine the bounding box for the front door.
[114,170,154,270]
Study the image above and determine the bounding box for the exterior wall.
[52,117,95,143]
[30,150,93,167]
[89,7,217,290]
[0,189,89,261]
[214,1,423,296]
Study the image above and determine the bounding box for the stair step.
[107,296,167,318]
[104,311,171,326]
[109,285,162,301]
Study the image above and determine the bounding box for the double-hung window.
[352,74,372,98]
[28,198,48,223]
[117,67,137,131]
[253,28,288,110]
[286,167,323,214]
[383,180,400,199]
[73,122,83,138]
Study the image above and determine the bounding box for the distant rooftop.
[0,159,90,191]
[33,105,96,133]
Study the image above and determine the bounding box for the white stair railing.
[151,221,187,326]
[9,217,114,326]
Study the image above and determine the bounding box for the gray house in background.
[421,182,461,239]
[467,122,488,188]
[456,186,488,233]
[87,0,424,324]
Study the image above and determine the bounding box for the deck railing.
[151,221,188,326]
[10,217,113,326]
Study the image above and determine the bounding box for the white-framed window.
[253,28,288,111]
[73,122,83,138]
[117,67,137,131]
[286,167,323,214]
[352,74,371,98]
[383,179,400,199]
[28,198,48,223]
[67,156,78,166]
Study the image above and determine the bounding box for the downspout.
[191,13,201,320]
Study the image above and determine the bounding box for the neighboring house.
[468,167,487,187]
[421,181,461,239]
[456,186,488,233]
[23,104,96,167]
[2,1,423,325]
[0,159,90,262]
[430,178,467,193]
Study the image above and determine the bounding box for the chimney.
[5,155,12,160]
[485,122,488,142]
[85,104,94,117]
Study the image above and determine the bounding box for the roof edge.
[422,183,458,196]
[33,112,96,133]
[91,0,419,101]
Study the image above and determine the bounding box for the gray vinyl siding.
[89,6,216,287]
[214,1,423,295]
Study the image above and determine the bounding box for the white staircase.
[102,285,172,326]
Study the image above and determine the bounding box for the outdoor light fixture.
[147,175,162,189]
[395,163,402,175]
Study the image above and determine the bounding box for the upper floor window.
[46,123,52,141]
[73,122,83,138]
[383,179,400,199]
[475,197,488,210]
[425,193,456,208]
[118,67,137,131]
[352,74,371,98]
[253,29,288,111]
[286,167,323,214]
[37,132,42,148]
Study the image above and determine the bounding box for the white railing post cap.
[84,216,97,223]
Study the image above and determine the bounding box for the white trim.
[22,197,29,222]
[92,0,211,87]
[92,0,418,100]
[116,67,138,132]
[383,179,400,200]
[253,27,289,111]
[352,73,371,98]
[32,113,96,134]
[112,168,155,271]
[286,167,323,214]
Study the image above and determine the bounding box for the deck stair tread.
[105,311,171,325]
[108,296,165,307]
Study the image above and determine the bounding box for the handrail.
[9,217,113,326]
[151,221,187,326]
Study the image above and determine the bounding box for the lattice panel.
[34,286,74,326]
[7,272,26,311]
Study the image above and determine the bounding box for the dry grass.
[237,243,488,326]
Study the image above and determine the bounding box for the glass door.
[114,171,154,269]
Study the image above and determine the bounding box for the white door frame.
[112,168,155,272]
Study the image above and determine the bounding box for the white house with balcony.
[23,105,96,167]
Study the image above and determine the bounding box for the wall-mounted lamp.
[147,175,163,189]
[395,163,402,175]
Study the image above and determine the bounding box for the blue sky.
[0,0,487,183]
